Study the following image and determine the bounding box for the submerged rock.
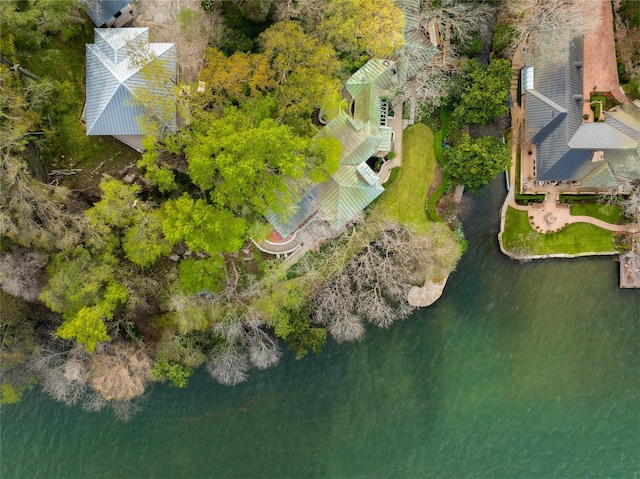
[408,277,448,307]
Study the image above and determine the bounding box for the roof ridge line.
[527,89,567,113]
[86,83,124,134]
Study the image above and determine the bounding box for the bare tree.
[274,0,327,26]
[314,222,461,340]
[0,247,47,302]
[30,343,90,406]
[82,391,108,413]
[243,318,282,369]
[502,0,601,56]
[346,225,419,327]
[603,157,640,220]
[0,153,87,252]
[206,341,249,386]
[418,0,495,57]
[313,224,416,338]
[394,65,458,115]
[111,397,147,422]
[87,341,152,402]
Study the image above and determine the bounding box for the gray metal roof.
[84,0,131,27]
[525,34,584,179]
[581,162,616,188]
[525,33,640,187]
[85,28,175,137]
[568,122,638,149]
[538,149,594,181]
[525,89,567,144]
[606,105,640,140]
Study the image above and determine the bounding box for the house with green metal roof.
[267,57,400,238]
[267,0,442,239]
[522,31,640,191]
[266,109,387,237]
[344,58,396,153]
[83,28,176,151]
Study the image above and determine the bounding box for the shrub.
[200,0,216,11]
[492,24,518,53]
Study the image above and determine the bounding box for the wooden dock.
[620,253,640,288]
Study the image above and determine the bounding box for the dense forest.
[3,0,634,419]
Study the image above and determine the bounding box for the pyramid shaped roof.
[85,28,176,137]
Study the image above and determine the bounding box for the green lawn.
[569,203,623,224]
[503,207,617,255]
[371,123,435,233]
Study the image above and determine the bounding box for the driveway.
[581,0,628,116]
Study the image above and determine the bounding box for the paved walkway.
[514,192,639,234]
[378,109,405,183]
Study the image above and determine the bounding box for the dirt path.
[132,0,216,83]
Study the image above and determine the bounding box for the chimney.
[573,94,583,101]
[574,61,583,68]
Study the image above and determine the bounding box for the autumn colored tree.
[319,0,404,58]
[259,20,342,129]
[197,47,276,113]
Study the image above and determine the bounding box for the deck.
[620,252,640,288]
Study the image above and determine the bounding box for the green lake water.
[2,181,639,478]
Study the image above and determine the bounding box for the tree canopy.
[319,0,405,58]
[452,59,512,126]
[39,247,126,352]
[185,107,309,215]
[161,193,247,256]
[444,135,511,194]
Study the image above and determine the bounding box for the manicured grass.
[503,207,617,255]
[569,203,623,223]
[371,123,435,233]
